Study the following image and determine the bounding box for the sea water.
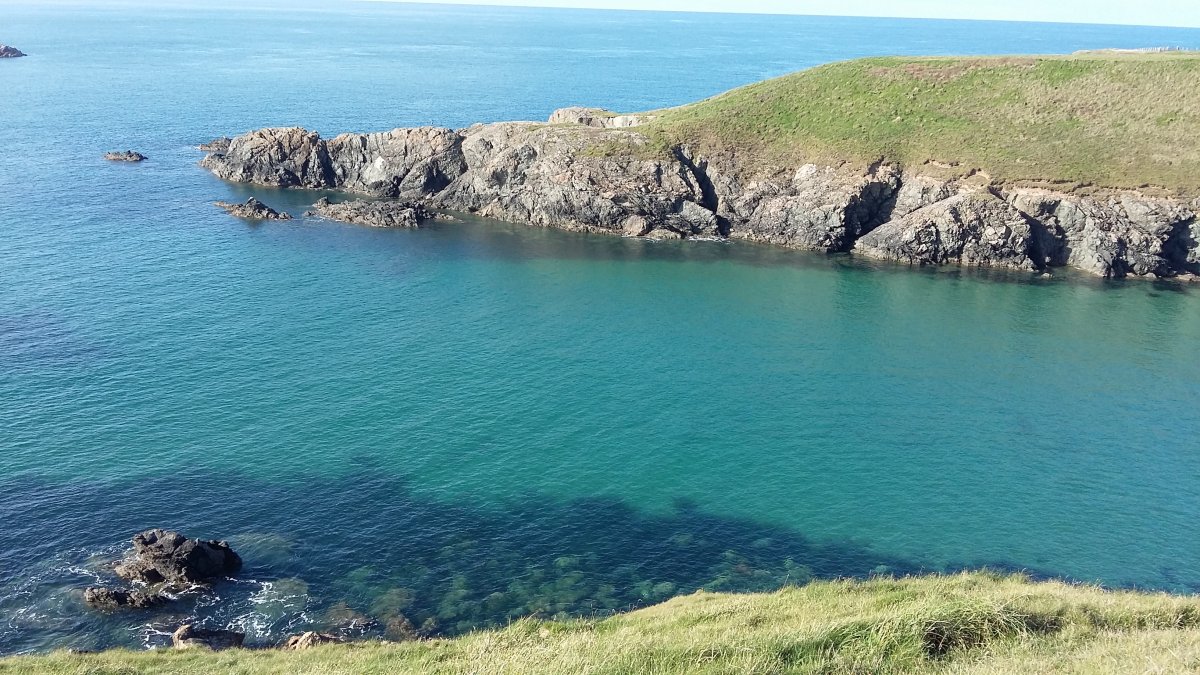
[1,0,1199,653]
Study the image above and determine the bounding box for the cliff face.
[201,113,1200,279]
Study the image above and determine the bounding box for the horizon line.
[360,0,1200,30]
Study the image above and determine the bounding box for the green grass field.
[4,573,1199,674]
[635,52,1200,194]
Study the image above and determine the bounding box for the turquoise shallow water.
[2,0,1200,654]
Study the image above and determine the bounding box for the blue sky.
[383,0,1200,28]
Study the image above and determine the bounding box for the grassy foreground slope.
[4,573,1199,674]
[642,52,1200,194]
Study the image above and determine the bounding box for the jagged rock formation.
[855,191,1037,269]
[199,137,232,153]
[215,197,291,221]
[0,45,25,58]
[82,587,167,611]
[307,197,428,228]
[172,624,244,651]
[114,529,242,585]
[104,151,146,162]
[201,122,1200,279]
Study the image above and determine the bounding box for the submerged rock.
[104,150,147,162]
[283,631,342,650]
[172,623,244,651]
[215,197,291,221]
[82,586,167,610]
[0,45,26,58]
[113,528,242,585]
[307,197,429,228]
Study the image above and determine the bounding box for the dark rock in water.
[104,150,147,162]
[308,196,429,228]
[113,528,242,585]
[0,45,25,58]
[83,586,167,610]
[172,623,244,651]
[283,631,343,650]
[199,137,232,153]
[214,197,291,221]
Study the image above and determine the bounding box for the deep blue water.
[2,0,1200,654]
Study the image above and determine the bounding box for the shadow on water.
[0,465,1103,654]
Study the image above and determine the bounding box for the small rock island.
[0,45,25,58]
[104,150,147,162]
[215,197,291,220]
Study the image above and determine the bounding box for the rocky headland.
[0,45,25,58]
[200,55,1200,280]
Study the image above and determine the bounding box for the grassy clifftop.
[643,52,1200,194]
[4,573,1199,674]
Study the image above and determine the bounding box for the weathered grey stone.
[202,127,333,188]
[549,107,652,128]
[172,624,244,651]
[104,151,146,162]
[215,197,291,221]
[283,631,342,650]
[0,45,25,58]
[726,164,900,251]
[307,197,428,228]
[855,191,1037,269]
[83,587,167,611]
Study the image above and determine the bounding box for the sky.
[373,0,1200,28]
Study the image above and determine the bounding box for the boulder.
[0,45,25,58]
[104,151,146,162]
[83,586,167,610]
[307,196,428,228]
[172,624,244,651]
[282,631,342,650]
[215,197,291,221]
[113,529,242,585]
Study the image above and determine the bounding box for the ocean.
[1,0,1199,653]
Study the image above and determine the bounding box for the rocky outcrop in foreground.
[104,151,146,162]
[0,45,25,58]
[201,110,1200,279]
[307,196,429,228]
[114,528,242,585]
[172,624,244,651]
[215,197,291,220]
[83,529,242,613]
